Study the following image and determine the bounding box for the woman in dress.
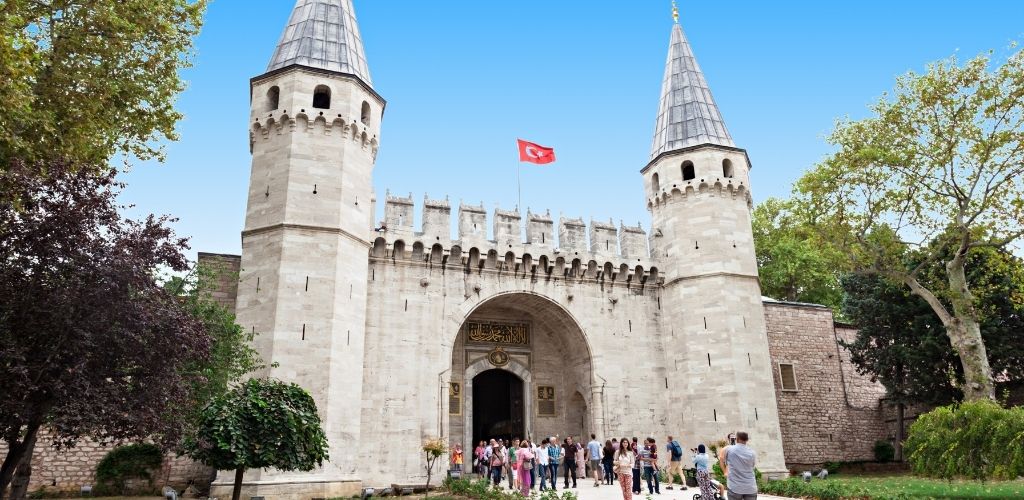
[602,440,616,485]
[693,444,714,500]
[614,437,635,500]
[576,440,586,480]
[516,441,535,496]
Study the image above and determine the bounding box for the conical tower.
[224,0,384,497]
[643,11,787,475]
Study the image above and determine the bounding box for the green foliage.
[0,0,208,171]
[752,197,848,311]
[873,440,896,463]
[712,462,725,485]
[185,378,328,473]
[94,443,164,495]
[441,477,577,500]
[166,263,263,446]
[762,474,1024,499]
[759,477,863,500]
[794,44,1024,401]
[905,400,1024,480]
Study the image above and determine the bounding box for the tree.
[795,46,1024,401]
[0,0,206,172]
[186,378,329,500]
[421,438,447,497]
[841,243,1024,458]
[167,265,263,444]
[752,197,847,311]
[0,160,209,499]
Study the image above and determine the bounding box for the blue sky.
[120,1,1024,259]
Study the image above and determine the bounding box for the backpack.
[670,440,682,459]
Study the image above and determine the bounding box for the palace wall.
[360,196,669,486]
[763,300,890,469]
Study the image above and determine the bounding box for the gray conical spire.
[267,0,372,85]
[650,22,733,159]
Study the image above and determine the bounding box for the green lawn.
[760,474,1024,499]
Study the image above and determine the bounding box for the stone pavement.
[485,476,794,500]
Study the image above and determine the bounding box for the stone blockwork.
[763,300,890,469]
[0,433,212,495]
[197,252,241,314]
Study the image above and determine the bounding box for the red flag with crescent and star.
[517,139,556,165]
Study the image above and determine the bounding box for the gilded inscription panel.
[466,321,529,345]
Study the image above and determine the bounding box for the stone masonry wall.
[763,300,889,469]
[0,432,212,495]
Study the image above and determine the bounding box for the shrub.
[94,443,164,495]
[873,440,895,463]
[905,399,1024,480]
[759,478,865,500]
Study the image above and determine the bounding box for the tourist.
[665,435,684,490]
[693,444,715,500]
[587,433,602,486]
[630,437,641,495]
[642,438,660,494]
[451,443,463,472]
[562,436,579,488]
[528,439,538,490]
[612,438,620,451]
[614,436,635,500]
[602,440,615,485]
[475,441,486,476]
[508,438,519,490]
[547,436,561,491]
[718,431,757,500]
[576,439,586,483]
[489,440,505,486]
[537,439,551,490]
[516,441,534,496]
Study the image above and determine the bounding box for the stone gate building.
[196,0,895,498]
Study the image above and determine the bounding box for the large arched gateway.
[448,293,595,451]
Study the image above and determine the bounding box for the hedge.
[904,399,1024,480]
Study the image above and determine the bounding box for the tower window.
[723,158,734,178]
[266,86,280,112]
[313,85,331,109]
[682,161,695,181]
[651,172,660,195]
[361,101,371,125]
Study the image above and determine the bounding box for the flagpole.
[516,160,522,214]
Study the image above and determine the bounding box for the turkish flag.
[517,139,556,164]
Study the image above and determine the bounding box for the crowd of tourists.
[455,431,759,500]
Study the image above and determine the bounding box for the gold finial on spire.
[672,0,679,23]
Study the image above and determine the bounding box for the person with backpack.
[665,435,686,490]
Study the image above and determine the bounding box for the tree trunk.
[0,420,43,500]
[231,467,244,500]
[944,256,996,401]
[9,435,37,500]
[895,402,905,462]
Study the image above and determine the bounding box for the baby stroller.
[691,478,724,500]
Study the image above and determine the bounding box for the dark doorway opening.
[473,369,524,445]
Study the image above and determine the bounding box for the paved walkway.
[484,476,794,500]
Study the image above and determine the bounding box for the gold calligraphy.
[466,321,529,345]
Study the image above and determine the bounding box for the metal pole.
[516,161,522,213]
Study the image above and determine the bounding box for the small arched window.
[361,101,371,125]
[313,85,331,109]
[723,159,734,178]
[682,160,696,181]
[651,172,660,195]
[266,86,280,112]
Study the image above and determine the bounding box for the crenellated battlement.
[373,194,658,268]
[250,110,379,160]
[647,178,752,210]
